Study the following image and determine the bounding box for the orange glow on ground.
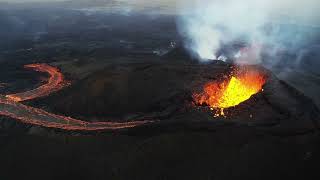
[0,64,152,131]
[6,64,68,102]
[194,68,266,116]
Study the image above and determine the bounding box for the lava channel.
[6,64,68,102]
[0,64,152,131]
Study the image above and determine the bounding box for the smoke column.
[177,0,320,65]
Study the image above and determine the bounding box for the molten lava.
[0,63,152,131]
[194,68,266,116]
[6,64,68,102]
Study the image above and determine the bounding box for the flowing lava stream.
[0,64,151,131]
[6,64,67,102]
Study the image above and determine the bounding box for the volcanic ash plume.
[177,0,320,64]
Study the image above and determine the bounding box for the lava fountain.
[193,67,266,116]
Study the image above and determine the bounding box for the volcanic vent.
[0,56,318,135]
[25,59,319,134]
[193,66,267,116]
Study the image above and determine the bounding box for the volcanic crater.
[28,60,320,135]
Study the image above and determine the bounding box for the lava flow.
[6,64,68,102]
[0,64,152,131]
[193,67,266,116]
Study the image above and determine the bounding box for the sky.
[0,0,66,2]
[0,0,174,3]
[1,0,319,22]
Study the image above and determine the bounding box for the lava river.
[0,64,151,131]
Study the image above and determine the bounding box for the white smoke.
[177,0,320,64]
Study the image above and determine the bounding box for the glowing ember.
[194,68,266,116]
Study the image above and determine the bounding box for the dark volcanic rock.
[161,46,195,61]
[34,61,231,119]
[0,125,319,180]
[30,61,320,137]
[2,57,320,180]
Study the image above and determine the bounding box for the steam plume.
[177,0,320,65]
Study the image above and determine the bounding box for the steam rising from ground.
[177,0,320,64]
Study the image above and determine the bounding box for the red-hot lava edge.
[0,64,152,131]
[6,64,68,102]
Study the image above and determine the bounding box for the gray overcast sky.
[0,0,66,2]
[0,0,176,7]
[0,0,319,23]
[0,0,173,2]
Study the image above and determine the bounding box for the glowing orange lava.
[194,68,266,116]
[6,64,68,102]
[0,64,152,131]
